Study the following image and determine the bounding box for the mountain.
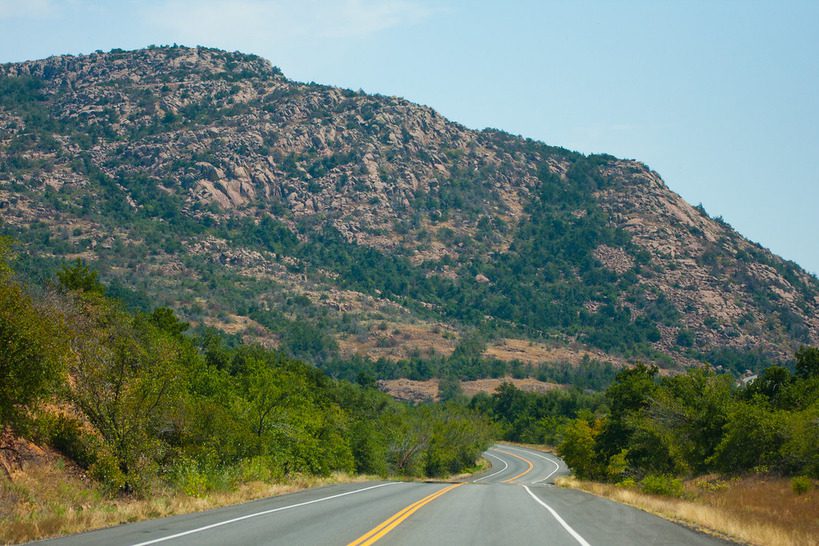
[1,45,816,378]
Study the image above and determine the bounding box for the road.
[38,445,732,545]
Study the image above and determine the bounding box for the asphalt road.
[37,445,733,546]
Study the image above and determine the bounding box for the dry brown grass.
[0,455,370,545]
[460,377,562,396]
[482,338,626,367]
[378,378,439,403]
[337,320,458,361]
[557,475,819,546]
[377,377,564,402]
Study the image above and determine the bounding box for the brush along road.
[38,445,732,546]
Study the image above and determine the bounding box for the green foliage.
[606,364,658,414]
[791,476,812,495]
[638,474,684,497]
[0,244,67,426]
[472,382,604,445]
[698,347,776,375]
[57,258,105,294]
[88,449,127,496]
[0,254,492,496]
[149,307,190,338]
[795,346,819,379]
[558,417,603,480]
[555,350,819,481]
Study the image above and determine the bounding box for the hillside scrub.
[2,47,816,373]
[0,246,493,502]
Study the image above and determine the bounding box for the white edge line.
[473,451,509,482]
[501,445,561,484]
[523,485,592,546]
[129,482,400,546]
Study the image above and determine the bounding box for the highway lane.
[38,445,734,546]
[403,445,730,546]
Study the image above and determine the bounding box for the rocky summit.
[1,46,816,377]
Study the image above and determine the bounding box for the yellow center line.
[347,483,464,546]
[496,449,535,483]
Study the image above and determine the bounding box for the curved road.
[39,445,732,545]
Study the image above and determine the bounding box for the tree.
[795,346,819,379]
[606,364,658,415]
[0,241,66,427]
[57,258,105,294]
[148,307,190,338]
[747,365,792,408]
[709,401,784,473]
[656,369,732,472]
[558,417,603,479]
[596,364,658,460]
[68,297,187,492]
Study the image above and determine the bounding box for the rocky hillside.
[1,46,816,375]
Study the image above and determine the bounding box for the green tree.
[645,368,732,473]
[558,416,603,479]
[149,307,190,338]
[57,258,105,294]
[0,240,67,427]
[68,297,187,493]
[596,364,658,460]
[709,400,784,473]
[795,346,819,379]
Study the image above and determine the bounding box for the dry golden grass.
[337,320,459,361]
[482,338,626,367]
[460,377,562,396]
[378,378,440,402]
[0,455,370,545]
[557,475,819,546]
[377,377,564,402]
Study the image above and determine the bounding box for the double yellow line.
[495,449,534,483]
[347,483,464,546]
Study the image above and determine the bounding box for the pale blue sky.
[1,0,817,274]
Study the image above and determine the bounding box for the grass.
[0,453,371,545]
[557,474,819,546]
[0,442,488,545]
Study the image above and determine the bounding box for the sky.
[1,0,817,274]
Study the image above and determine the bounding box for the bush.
[791,476,812,495]
[168,458,241,497]
[639,474,684,497]
[169,458,210,498]
[48,415,98,469]
[617,477,637,489]
[238,456,284,483]
[88,450,126,496]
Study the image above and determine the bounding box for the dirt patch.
[460,377,563,396]
[378,378,439,403]
[483,338,626,367]
[203,314,266,335]
[338,321,458,361]
[378,376,563,402]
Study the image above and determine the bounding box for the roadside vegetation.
[0,239,492,543]
[556,353,818,482]
[453,344,818,545]
[558,475,818,546]
[550,350,819,546]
